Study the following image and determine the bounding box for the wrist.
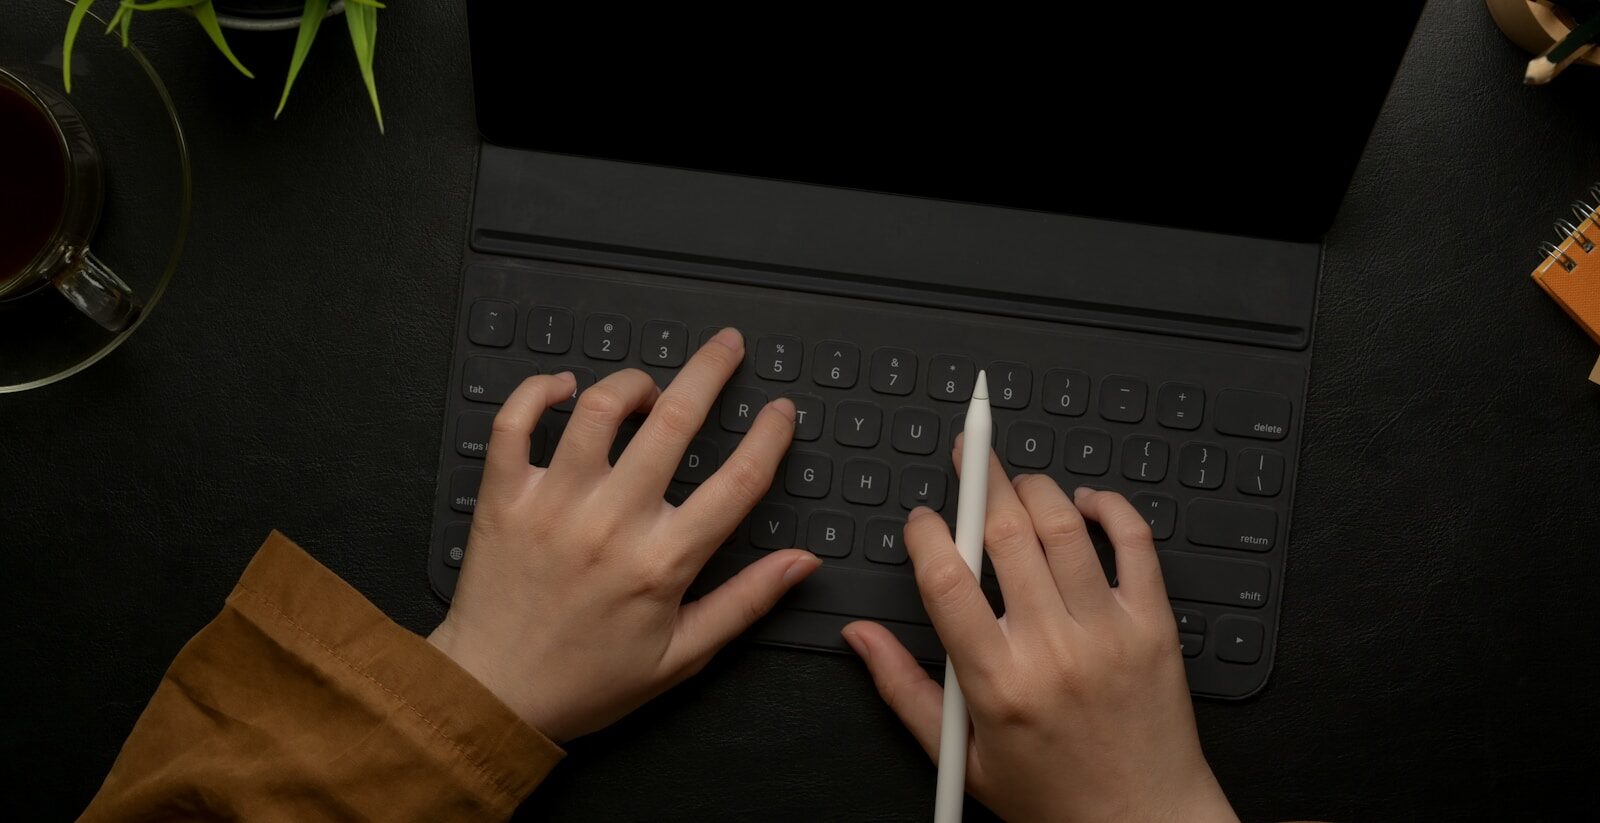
[1165,768,1237,823]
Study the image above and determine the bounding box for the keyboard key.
[527,306,573,353]
[1157,551,1269,608]
[785,451,833,498]
[1121,435,1169,482]
[787,393,825,441]
[462,356,537,404]
[641,320,689,367]
[776,562,933,625]
[1043,369,1090,416]
[749,503,798,549]
[442,522,471,569]
[1178,633,1204,658]
[928,355,976,402]
[951,412,999,450]
[528,423,549,465]
[468,299,516,347]
[864,516,907,564]
[720,386,768,433]
[1156,383,1204,430]
[988,362,1032,410]
[675,437,720,484]
[552,365,596,412]
[1065,428,1112,475]
[756,335,803,382]
[531,417,562,467]
[455,411,494,459]
[1006,422,1055,469]
[664,482,693,507]
[1173,609,1206,633]
[835,401,883,447]
[607,418,641,465]
[1214,389,1291,440]
[900,465,948,510]
[1099,375,1147,423]
[869,348,916,395]
[842,457,891,505]
[1177,442,1226,489]
[807,511,855,558]
[1130,492,1177,540]
[814,341,860,388]
[1215,616,1265,664]
[584,314,630,361]
[1237,449,1285,496]
[890,408,940,455]
[449,467,483,513]
[1187,499,1276,552]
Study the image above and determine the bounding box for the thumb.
[665,549,820,676]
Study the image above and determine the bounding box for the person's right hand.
[842,445,1237,823]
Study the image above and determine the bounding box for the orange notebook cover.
[1533,190,1600,344]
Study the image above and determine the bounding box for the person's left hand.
[427,329,820,742]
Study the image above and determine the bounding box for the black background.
[468,3,1426,243]
[3,1,1600,820]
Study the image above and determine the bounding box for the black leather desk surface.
[4,2,1600,820]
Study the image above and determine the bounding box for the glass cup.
[0,65,141,332]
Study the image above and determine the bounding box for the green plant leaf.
[275,0,328,118]
[191,0,254,78]
[122,0,206,9]
[348,0,386,7]
[62,0,96,92]
[103,4,124,35]
[346,3,383,132]
[122,0,208,9]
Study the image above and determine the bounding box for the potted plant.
[63,0,385,131]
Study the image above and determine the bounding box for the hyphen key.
[1214,389,1291,440]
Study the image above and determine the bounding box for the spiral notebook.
[1532,183,1600,384]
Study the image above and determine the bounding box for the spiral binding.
[1541,182,1600,271]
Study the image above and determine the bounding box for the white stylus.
[934,369,990,823]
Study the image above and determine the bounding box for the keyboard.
[431,259,1304,699]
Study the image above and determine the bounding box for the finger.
[904,507,1007,679]
[1072,487,1165,612]
[548,368,660,478]
[483,373,576,493]
[674,398,796,549]
[1013,474,1117,623]
[951,441,1062,625]
[613,328,745,498]
[841,621,947,762]
[664,549,820,676]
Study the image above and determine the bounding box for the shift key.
[1158,551,1269,608]
[1187,499,1277,551]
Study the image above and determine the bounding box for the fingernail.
[770,397,797,420]
[782,553,821,585]
[556,370,576,383]
[841,627,870,663]
[908,506,935,520]
[1074,486,1094,500]
[710,327,743,351]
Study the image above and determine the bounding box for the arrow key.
[1172,608,1206,634]
[1215,616,1264,664]
[1178,632,1204,658]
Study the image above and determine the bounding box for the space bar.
[694,553,931,626]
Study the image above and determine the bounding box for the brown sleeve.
[79,531,563,822]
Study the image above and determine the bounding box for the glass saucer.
[0,0,191,393]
